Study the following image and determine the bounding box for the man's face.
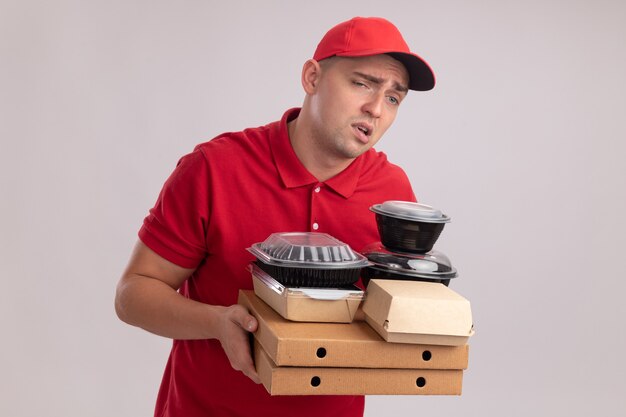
[307,54,409,161]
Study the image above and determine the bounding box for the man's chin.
[340,146,370,160]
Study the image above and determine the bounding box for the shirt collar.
[271,108,367,199]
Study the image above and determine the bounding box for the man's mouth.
[353,122,373,143]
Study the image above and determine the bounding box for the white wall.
[1,1,625,416]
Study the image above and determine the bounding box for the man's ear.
[301,59,322,94]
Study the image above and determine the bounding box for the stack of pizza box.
[239,273,473,396]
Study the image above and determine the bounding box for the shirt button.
[314,186,321,193]
[312,222,319,230]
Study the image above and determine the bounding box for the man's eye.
[387,96,399,105]
[353,81,368,88]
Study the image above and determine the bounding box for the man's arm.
[114,240,260,383]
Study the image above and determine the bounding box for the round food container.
[370,201,451,253]
[360,242,457,288]
[247,232,370,288]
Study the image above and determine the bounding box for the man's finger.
[229,305,258,332]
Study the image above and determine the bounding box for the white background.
[1,1,625,416]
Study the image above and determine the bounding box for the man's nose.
[362,92,384,118]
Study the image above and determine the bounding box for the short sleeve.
[139,149,211,269]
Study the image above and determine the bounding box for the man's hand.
[216,305,261,384]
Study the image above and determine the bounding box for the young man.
[115,16,435,417]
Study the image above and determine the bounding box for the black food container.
[360,242,458,288]
[248,232,370,288]
[370,201,451,253]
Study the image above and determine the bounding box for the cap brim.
[329,49,436,91]
[387,52,436,91]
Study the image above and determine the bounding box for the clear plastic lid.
[361,242,457,279]
[370,201,451,223]
[248,232,370,269]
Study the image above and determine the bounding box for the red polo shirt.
[139,108,416,417]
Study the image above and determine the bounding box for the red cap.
[313,17,435,91]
